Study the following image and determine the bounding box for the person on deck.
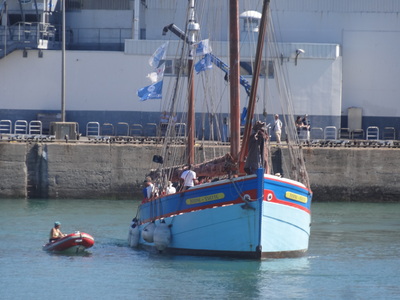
[273,114,283,144]
[180,165,197,191]
[143,178,155,200]
[302,114,311,141]
[49,221,66,242]
[244,121,270,175]
[295,116,304,136]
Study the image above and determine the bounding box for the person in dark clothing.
[244,121,270,175]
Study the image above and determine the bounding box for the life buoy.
[153,220,171,251]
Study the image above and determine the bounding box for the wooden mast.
[239,0,270,163]
[187,58,195,165]
[229,0,241,162]
[187,0,199,165]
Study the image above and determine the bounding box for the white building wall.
[0,44,341,121]
[0,50,151,112]
[342,30,400,117]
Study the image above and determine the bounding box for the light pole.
[61,0,66,122]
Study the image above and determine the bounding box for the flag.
[147,72,159,83]
[240,107,247,125]
[195,53,213,73]
[147,65,165,83]
[195,39,212,56]
[137,81,163,101]
[149,42,169,69]
[147,42,168,83]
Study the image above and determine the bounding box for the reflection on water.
[259,256,310,272]
[26,198,50,211]
[44,250,93,258]
[0,200,399,300]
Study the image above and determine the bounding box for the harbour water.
[0,199,399,300]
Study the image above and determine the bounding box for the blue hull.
[131,169,312,259]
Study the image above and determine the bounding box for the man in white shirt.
[143,178,155,199]
[180,165,197,191]
[273,114,283,144]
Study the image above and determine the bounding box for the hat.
[54,221,61,226]
[252,121,266,131]
[274,114,279,117]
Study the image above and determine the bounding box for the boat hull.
[131,169,312,259]
[43,232,95,254]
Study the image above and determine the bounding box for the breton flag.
[137,81,163,101]
[195,53,213,74]
[148,41,169,83]
[195,39,212,56]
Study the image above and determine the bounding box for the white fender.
[128,226,140,247]
[127,229,132,245]
[153,221,171,251]
[142,222,156,243]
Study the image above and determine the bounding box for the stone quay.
[0,141,398,202]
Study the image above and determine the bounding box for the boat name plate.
[186,193,225,205]
[285,192,308,203]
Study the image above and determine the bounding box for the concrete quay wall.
[0,142,398,201]
[301,147,399,202]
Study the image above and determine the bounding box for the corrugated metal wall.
[67,0,130,10]
[146,0,179,10]
[142,0,400,13]
[65,0,400,13]
[272,0,400,13]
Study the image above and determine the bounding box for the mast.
[239,0,270,163]
[186,0,199,165]
[229,0,241,161]
[61,0,66,122]
[187,57,195,165]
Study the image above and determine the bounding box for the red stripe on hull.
[265,196,311,214]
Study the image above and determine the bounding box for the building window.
[66,0,83,10]
[240,61,253,75]
[164,60,173,74]
[173,59,188,76]
[240,61,269,77]
[140,28,146,40]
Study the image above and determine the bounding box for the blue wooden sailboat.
[129,0,312,259]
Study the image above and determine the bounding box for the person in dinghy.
[49,221,66,242]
